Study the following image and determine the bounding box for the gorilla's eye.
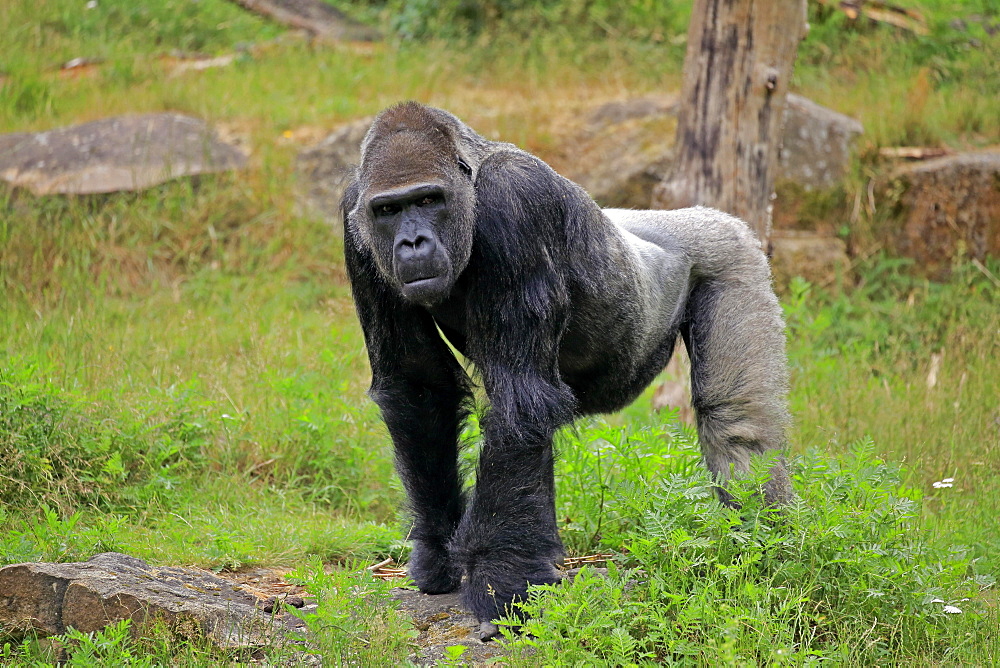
[376,203,400,216]
[418,194,442,207]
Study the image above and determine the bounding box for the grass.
[504,438,996,665]
[1,0,999,664]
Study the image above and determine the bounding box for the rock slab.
[391,588,505,666]
[553,93,863,209]
[557,96,679,209]
[883,151,1000,278]
[770,231,851,291]
[0,114,248,195]
[778,95,864,191]
[293,95,863,221]
[0,552,297,648]
[294,117,372,224]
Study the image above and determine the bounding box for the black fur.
[340,102,792,629]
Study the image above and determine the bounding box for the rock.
[777,94,864,191]
[388,565,607,665]
[0,114,248,195]
[770,231,851,291]
[296,95,861,222]
[556,96,679,209]
[390,588,505,666]
[881,151,1000,278]
[294,117,373,225]
[0,552,299,649]
[549,94,862,209]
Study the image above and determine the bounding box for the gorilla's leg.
[681,272,793,506]
[451,381,569,629]
[376,379,468,594]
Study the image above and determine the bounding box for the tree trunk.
[652,0,808,247]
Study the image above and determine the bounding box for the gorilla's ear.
[340,173,376,254]
[340,174,360,228]
[456,154,473,178]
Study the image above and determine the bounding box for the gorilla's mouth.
[403,274,443,286]
[403,276,440,287]
[400,273,449,304]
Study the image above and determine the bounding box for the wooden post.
[653,0,809,247]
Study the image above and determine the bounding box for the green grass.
[504,438,996,665]
[1,0,998,663]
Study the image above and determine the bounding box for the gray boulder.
[293,95,863,223]
[0,114,248,195]
[557,96,679,209]
[881,151,1000,278]
[391,588,505,666]
[778,94,864,191]
[770,231,851,292]
[0,552,298,648]
[553,94,863,209]
[294,117,373,224]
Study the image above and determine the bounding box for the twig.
[366,557,394,571]
[971,258,1000,290]
[878,146,952,160]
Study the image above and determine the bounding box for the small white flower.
[85,0,97,8]
[931,598,945,603]
[942,477,954,483]
[933,480,954,489]
[943,605,962,614]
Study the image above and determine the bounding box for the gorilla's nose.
[395,232,437,263]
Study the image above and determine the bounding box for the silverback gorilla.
[340,102,792,636]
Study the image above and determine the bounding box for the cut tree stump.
[653,0,810,245]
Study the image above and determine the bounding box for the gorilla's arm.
[342,183,473,594]
[451,152,583,622]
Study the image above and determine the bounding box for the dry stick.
[366,557,394,572]
[971,258,1000,290]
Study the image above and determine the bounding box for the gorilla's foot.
[461,556,562,631]
[408,540,462,594]
[479,621,501,641]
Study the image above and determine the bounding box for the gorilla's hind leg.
[682,276,793,506]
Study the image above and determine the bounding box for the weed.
[285,558,419,665]
[0,507,125,564]
[0,360,195,515]
[503,441,997,665]
[1,617,241,666]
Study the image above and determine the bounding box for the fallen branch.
[879,146,952,160]
[815,0,929,35]
[366,557,394,571]
[561,553,615,569]
[226,0,380,42]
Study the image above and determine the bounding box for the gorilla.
[340,101,792,636]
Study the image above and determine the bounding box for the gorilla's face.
[353,126,476,306]
[369,182,454,304]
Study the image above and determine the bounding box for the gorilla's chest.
[428,292,469,355]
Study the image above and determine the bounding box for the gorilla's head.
[347,102,478,306]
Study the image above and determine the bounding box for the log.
[227,0,380,42]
